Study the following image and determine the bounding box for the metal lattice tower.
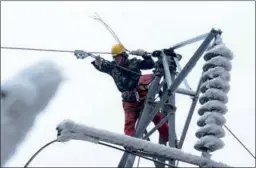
[116,28,232,167]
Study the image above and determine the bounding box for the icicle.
[194,35,234,158]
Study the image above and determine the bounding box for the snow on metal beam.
[56,120,230,167]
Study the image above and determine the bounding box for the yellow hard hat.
[111,43,126,57]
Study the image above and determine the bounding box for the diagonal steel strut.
[117,74,163,167]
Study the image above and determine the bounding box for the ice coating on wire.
[195,36,233,157]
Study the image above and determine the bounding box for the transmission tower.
[56,28,234,167]
[116,28,231,167]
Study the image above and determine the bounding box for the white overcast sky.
[1,1,255,167]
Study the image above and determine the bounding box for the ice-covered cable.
[194,35,234,157]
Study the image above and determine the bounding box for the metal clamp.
[74,50,94,59]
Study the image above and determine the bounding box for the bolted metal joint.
[152,50,162,58]
[163,103,176,112]
[167,89,174,96]
[147,98,157,106]
[163,48,182,61]
[211,28,222,35]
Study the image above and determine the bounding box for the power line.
[24,125,255,168]
[24,139,57,167]
[1,46,141,76]
[24,139,177,168]
[224,125,255,159]
[136,156,141,167]
[99,142,176,167]
[1,46,112,55]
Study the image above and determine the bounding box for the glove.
[130,49,146,56]
[94,55,104,68]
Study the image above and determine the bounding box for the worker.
[91,43,169,142]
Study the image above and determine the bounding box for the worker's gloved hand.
[130,49,147,56]
[94,55,104,68]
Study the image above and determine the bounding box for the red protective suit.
[122,74,169,142]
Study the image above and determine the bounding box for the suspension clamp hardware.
[74,50,92,59]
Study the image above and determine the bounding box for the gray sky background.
[1,1,255,167]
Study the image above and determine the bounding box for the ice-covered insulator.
[200,76,230,94]
[194,35,234,155]
[198,100,228,116]
[197,112,226,127]
[195,124,225,138]
[194,135,224,152]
